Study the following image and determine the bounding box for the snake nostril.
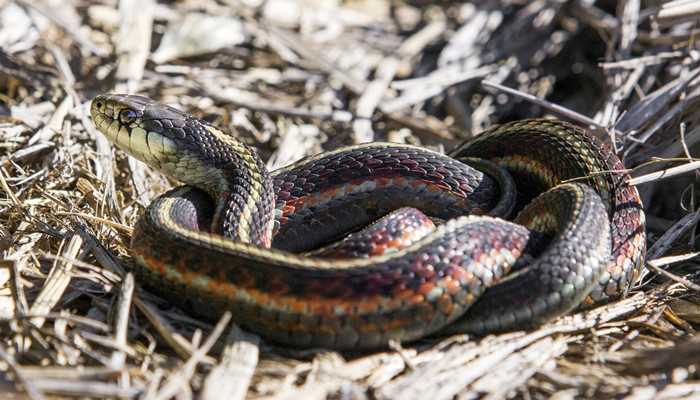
[94,100,103,110]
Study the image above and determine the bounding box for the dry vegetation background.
[2,0,700,398]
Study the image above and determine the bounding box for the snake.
[90,94,646,350]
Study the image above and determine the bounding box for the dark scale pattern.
[133,187,534,348]
[447,184,611,334]
[307,207,436,258]
[91,94,646,350]
[450,119,646,303]
[271,145,501,251]
[173,118,276,246]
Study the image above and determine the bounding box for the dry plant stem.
[656,0,700,26]
[29,379,141,398]
[599,51,684,70]
[645,260,700,293]
[28,95,72,146]
[637,210,700,286]
[481,80,607,133]
[115,0,154,89]
[471,336,568,399]
[0,142,54,169]
[9,260,30,317]
[627,160,700,185]
[199,79,349,121]
[152,312,231,400]
[201,325,260,400]
[626,87,700,165]
[109,273,134,374]
[133,296,215,363]
[75,224,126,277]
[9,313,111,332]
[0,343,46,400]
[619,66,700,148]
[29,233,86,329]
[396,19,447,60]
[14,0,105,56]
[378,293,648,399]
[648,252,700,268]
[647,210,700,260]
[382,67,493,114]
[266,27,366,94]
[353,57,398,143]
[53,212,133,235]
[3,0,700,397]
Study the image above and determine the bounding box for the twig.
[0,343,46,400]
[646,257,700,293]
[627,160,700,186]
[152,312,232,400]
[481,80,607,132]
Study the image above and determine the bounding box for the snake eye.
[119,109,137,124]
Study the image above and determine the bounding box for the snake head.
[90,94,193,167]
[90,94,267,198]
[91,93,223,195]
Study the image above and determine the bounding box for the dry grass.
[1,0,700,398]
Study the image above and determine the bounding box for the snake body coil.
[91,94,646,350]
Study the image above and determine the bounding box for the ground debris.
[1,1,700,399]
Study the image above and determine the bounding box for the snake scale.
[90,94,646,350]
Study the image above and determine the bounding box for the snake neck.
[89,93,277,247]
[212,156,276,247]
[184,124,275,246]
[164,121,276,246]
[137,115,277,246]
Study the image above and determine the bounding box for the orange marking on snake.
[443,277,462,295]
[437,294,454,315]
[394,288,415,301]
[452,268,473,284]
[140,254,167,275]
[408,294,424,304]
[208,271,238,298]
[418,283,434,296]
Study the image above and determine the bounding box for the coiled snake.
[90,94,646,350]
